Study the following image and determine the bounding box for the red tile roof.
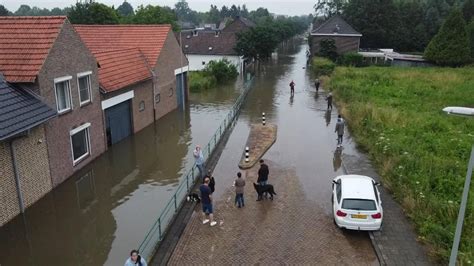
[74,25,171,67]
[94,48,152,93]
[0,16,66,83]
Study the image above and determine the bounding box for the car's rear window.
[342,199,376,211]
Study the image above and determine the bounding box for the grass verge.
[328,66,474,263]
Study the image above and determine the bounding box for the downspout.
[180,32,186,112]
[10,140,25,213]
[151,70,158,122]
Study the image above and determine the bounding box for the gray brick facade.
[311,36,360,56]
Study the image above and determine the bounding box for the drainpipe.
[152,71,158,122]
[10,140,25,213]
[179,32,186,112]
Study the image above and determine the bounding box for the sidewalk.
[168,160,378,265]
[342,153,434,266]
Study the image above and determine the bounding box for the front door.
[105,100,132,145]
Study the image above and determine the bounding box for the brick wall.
[37,20,106,187]
[14,126,53,208]
[0,141,20,226]
[154,30,189,119]
[311,36,360,55]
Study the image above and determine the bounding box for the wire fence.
[138,75,254,260]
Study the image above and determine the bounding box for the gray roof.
[0,75,56,140]
[179,31,238,55]
[311,15,361,36]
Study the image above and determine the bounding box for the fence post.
[214,134,217,146]
[186,174,189,192]
[262,112,266,126]
[192,167,195,180]
[174,194,177,211]
[208,144,210,158]
[158,218,162,240]
[245,146,250,162]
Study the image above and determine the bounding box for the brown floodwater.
[0,38,375,265]
[0,79,243,265]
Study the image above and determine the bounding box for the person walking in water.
[193,145,204,179]
[315,79,320,92]
[234,172,246,208]
[289,80,295,96]
[200,177,217,226]
[326,92,333,110]
[335,115,345,147]
[124,250,147,266]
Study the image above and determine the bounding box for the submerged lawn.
[328,67,474,263]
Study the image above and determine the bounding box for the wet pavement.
[0,80,244,266]
[168,39,378,264]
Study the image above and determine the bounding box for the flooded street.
[0,38,375,265]
[0,81,243,265]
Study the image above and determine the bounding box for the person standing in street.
[124,250,147,266]
[193,145,205,179]
[289,80,295,96]
[326,92,333,110]
[200,177,217,226]
[257,159,269,186]
[234,172,246,208]
[315,79,320,92]
[335,115,345,147]
[204,169,216,194]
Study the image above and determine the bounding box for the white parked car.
[332,175,383,231]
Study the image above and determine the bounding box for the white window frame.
[70,122,91,166]
[54,76,73,114]
[77,71,93,106]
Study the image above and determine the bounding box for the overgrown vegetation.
[337,52,365,67]
[424,9,471,66]
[311,57,336,76]
[328,66,474,263]
[319,39,338,61]
[189,59,238,92]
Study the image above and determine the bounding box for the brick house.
[179,16,254,73]
[310,15,362,56]
[0,16,107,188]
[0,75,57,226]
[74,25,189,144]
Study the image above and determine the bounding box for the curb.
[238,124,278,169]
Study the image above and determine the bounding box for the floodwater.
[204,38,377,263]
[0,80,243,265]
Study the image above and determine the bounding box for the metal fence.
[138,76,254,260]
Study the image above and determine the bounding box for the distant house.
[310,15,362,56]
[179,17,255,73]
[0,16,107,188]
[359,49,432,67]
[0,74,57,226]
[74,25,189,145]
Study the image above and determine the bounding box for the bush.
[424,9,471,66]
[468,19,474,60]
[188,71,217,92]
[311,57,336,76]
[204,59,238,82]
[319,38,338,61]
[338,52,365,67]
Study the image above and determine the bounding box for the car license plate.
[351,214,367,219]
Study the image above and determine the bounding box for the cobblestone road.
[168,160,378,265]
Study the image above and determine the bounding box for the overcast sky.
[0,0,315,16]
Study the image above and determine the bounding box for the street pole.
[449,145,474,266]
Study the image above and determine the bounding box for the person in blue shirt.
[200,177,217,226]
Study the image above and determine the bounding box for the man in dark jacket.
[204,170,216,194]
[315,79,320,92]
[257,159,269,186]
[335,115,345,147]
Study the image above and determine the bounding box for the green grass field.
[327,67,474,263]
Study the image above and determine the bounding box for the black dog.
[187,192,200,203]
[253,183,276,201]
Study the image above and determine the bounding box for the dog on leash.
[253,183,277,201]
[187,192,200,203]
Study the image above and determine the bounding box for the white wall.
[186,54,243,73]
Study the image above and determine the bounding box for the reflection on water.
[0,78,243,265]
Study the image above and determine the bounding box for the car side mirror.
[332,180,338,185]
[374,182,380,186]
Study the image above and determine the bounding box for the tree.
[117,1,134,17]
[241,4,249,18]
[424,9,471,66]
[424,6,443,38]
[132,5,179,30]
[68,3,119,24]
[174,0,191,21]
[229,5,239,18]
[220,5,229,18]
[235,26,278,60]
[204,59,238,82]
[0,4,10,16]
[319,39,338,60]
[463,0,474,22]
[314,0,345,18]
[14,5,31,16]
[208,5,220,24]
[468,19,474,59]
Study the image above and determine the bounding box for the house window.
[77,71,92,105]
[54,76,73,113]
[70,123,91,165]
[202,61,206,65]
[155,93,161,103]
[139,101,145,112]
[208,46,213,51]
[169,88,174,97]
[193,30,198,36]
